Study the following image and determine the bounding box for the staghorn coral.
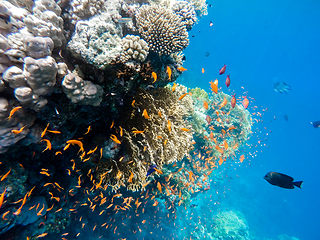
[172,0,197,30]
[135,4,189,55]
[96,86,194,192]
[120,35,149,63]
[61,72,104,106]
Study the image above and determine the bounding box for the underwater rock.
[62,72,103,106]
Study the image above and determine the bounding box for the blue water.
[181,1,320,239]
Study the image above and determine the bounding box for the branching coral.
[120,35,149,63]
[135,4,189,55]
[172,1,197,30]
[96,86,194,192]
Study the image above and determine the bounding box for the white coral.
[120,35,149,62]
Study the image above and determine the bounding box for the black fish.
[311,121,320,128]
[264,171,303,189]
[204,52,209,57]
[182,56,186,61]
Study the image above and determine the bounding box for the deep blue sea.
[181,1,320,239]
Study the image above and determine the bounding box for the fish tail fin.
[293,181,303,188]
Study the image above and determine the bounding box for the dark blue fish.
[146,164,157,176]
[311,121,320,128]
[274,82,291,94]
[264,171,303,189]
[284,115,289,121]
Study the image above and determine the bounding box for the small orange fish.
[11,125,26,134]
[0,188,6,208]
[1,169,11,182]
[110,134,121,144]
[177,67,187,72]
[119,126,123,137]
[132,130,145,134]
[154,168,163,174]
[203,101,208,110]
[158,110,162,117]
[242,96,249,109]
[84,126,91,135]
[110,120,114,129]
[157,182,162,193]
[218,158,224,165]
[152,72,157,83]
[40,139,52,152]
[41,123,49,138]
[179,92,189,100]
[128,171,134,183]
[7,106,22,120]
[231,94,236,108]
[66,140,84,152]
[202,68,205,73]
[167,66,172,80]
[47,130,61,134]
[223,140,228,150]
[131,100,135,107]
[239,155,245,163]
[180,128,190,132]
[210,80,218,94]
[233,143,238,149]
[167,120,171,132]
[36,233,48,238]
[172,82,177,92]
[143,109,150,119]
[219,97,227,109]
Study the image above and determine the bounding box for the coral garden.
[0,0,298,239]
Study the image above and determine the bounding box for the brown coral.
[135,5,189,55]
[96,87,194,192]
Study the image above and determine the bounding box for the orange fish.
[219,97,227,109]
[223,140,228,150]
[179,92,189,100]
[218,158,224,165]
[0,188,6,208]
[209,80,218,94]
[158,110,162,117]
[7,106,22,120]
[41,123,49,138]
[1,169,11,181]
[131,100,135,107]
[110,135,121,144]
[177,67,187,72]
[180,128,190,132]
[152,72,157,83]
[206,115,211,124]
[11,125,26,134]
[128,171,134,183]
[242,96,249,109]
[202,68,205,73]
[157,182,162,193]
[143,109,150,119]
[239,155,245,163]
[172,83,177,92]
[233,143,238,149]
[203,101,208,110]
[110,120,114,129]
[40,139,52,152]
[167,66,172,80]
[231,94,236,108]
[167,120,171,132]
[66,140,84,152]
[84,126,91,135]
[47,130,61,134]
[132,130,145,134]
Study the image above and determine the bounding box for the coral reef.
[120,34,149,63]
[210,210,250,240]
[96,86,194,192]
[69,0,105,24]
[61,72,104,106]
[135,4,189,55]
[172,0,198,30]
